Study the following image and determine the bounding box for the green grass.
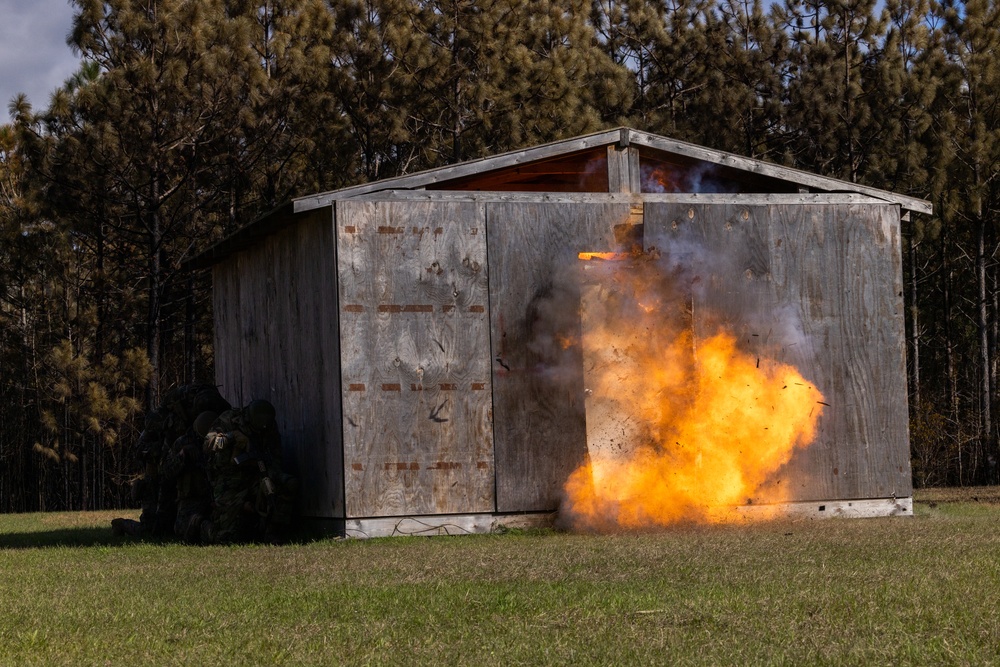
[2,490,1000,666]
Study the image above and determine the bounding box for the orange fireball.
[563,257,824,531]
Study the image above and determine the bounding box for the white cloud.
[0,0,80,118]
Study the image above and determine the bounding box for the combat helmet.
[193,411,219,438]
[192,385,232,418]
[246,399,277,433]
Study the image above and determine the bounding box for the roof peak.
[292,126,930,216]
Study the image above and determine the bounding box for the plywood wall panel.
[644,202,911,503]
[487,201,633,512]
[768,203,911,500]
[337,200,494,518]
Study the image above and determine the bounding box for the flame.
[578,252,632,261]
[641,165,682,193]
[554,333,578,350]
[562,257,824,531]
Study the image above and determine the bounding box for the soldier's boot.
[183,513,204,544]
[111,518,144,537]
[261,520,283,545]
[200,519,217,544]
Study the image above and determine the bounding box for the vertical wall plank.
[628,146,641,192]
[769,203,911,500]
[212,261,243,406]
[487,201,633,512]
[337,200,495,517]
[269,207,344,518]
[607,145,640,193]
[607,145,630,193]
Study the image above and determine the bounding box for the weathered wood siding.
[336,200,495,517]
[644,202,912,502]
[213,207,344,517]
[606,145,640,193]
[487,201,633,512]
[213,256,242,406]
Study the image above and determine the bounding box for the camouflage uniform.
[114,408,176,537]
[201,401,297,544]
[112,384,231,538]
[161,412,216,543]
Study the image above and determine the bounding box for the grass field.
[2,488,1000,666]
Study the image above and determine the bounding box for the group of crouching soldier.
[112,384,297,544]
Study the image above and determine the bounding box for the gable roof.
[186,127,931,269]
[292,127,932,215]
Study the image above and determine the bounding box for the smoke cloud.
[530,225,824,532]
[641,162,740,194]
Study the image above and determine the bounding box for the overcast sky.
[0,0,80,119]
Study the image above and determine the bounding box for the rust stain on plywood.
[428,462,462,470]
[383,461,421,471]
[378,304,434,313]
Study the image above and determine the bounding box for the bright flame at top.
[578,252,633,261]
[562,255,824,531]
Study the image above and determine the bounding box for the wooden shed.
[191,128,930,536]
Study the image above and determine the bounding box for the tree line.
[0,0,996,512]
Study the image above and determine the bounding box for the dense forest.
[1,0,997,512]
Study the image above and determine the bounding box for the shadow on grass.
[0,526,146,549]
[1,526,326,550]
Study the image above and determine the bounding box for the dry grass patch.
[915,484,1000,504]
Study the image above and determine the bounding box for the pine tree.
[870,0,938,419]
[221,0,348,218]
[62,0,271,405]
[5,82,153,510]
[935,0,1000,478]
[614,0,718,138]
[328,0,414,181]
[589,0,667,127]
[692,0,788,157]
[776,0,888,180]
[350,0,630,172]
[0,112,46,511]
[518,0,633,143]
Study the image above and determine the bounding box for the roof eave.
[184,201,296,271]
